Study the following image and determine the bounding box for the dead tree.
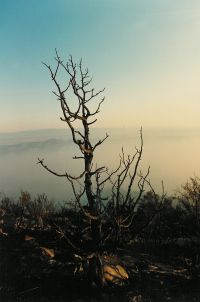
[38,51,109,250]
[38,51,150,252]
[100,130,151,247]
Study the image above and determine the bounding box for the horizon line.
[1,126,200,135]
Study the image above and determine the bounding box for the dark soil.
[0,227,199,302]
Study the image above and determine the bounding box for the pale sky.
[1,0,200,132]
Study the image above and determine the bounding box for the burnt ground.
[0,227,199,302]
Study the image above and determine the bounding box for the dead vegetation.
[0,188,200,301]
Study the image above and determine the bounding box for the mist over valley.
[0,128,200,201]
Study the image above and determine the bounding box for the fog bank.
[0,128,200,200]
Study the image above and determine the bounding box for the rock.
[103,263,129,286]
[85,253,129,287]
[40,246,55,258]
[24,235,35,241]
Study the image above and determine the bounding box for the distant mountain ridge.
[0,139,68,155]
[0,127,200,151]
[0,129,69,146]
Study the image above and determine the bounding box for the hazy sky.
[1,0,200,132]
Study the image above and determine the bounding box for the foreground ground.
[0,226,199,302]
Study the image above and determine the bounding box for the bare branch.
[124,127,143,204]
[93,133,109,151]
[54,222,80,252]
[88,119,97,125]
[73,156,84,160]
[99,160,122,186]
[37,158,85,180]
